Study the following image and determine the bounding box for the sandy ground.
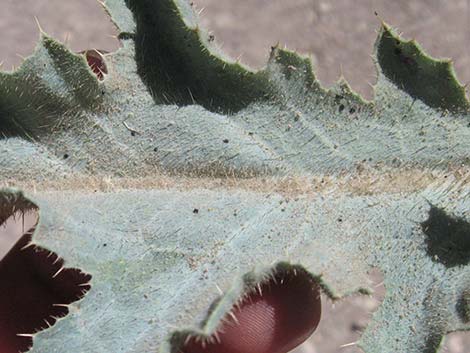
[1,0,470,352]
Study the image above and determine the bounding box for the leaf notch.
[0,190,92,353]
[170,263,322,353]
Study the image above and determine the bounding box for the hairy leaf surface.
[1,1,469,352]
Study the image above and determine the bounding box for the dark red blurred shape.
[182,268,321,353]
[83,49,108,80]
[0,229,91,353]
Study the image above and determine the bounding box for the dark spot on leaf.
[400,55,417,68]
[117,32,135,41]
[335,94,343,101]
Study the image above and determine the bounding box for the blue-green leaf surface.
[0,1,469,352]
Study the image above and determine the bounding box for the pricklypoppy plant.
[0,1,469,353]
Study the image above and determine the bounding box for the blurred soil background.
[1,0,470,352]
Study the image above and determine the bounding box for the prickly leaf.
[0,1,469,353]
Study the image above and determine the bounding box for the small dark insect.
[394,46,417,69]
[400,55,417,67]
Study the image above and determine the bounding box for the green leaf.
[376,23,469,113]
[1,1,469,352]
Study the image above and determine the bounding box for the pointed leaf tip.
[376,23,469,113]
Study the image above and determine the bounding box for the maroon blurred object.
[82,49,108,80]
[182,268,321,353]
[0,228,91,353]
